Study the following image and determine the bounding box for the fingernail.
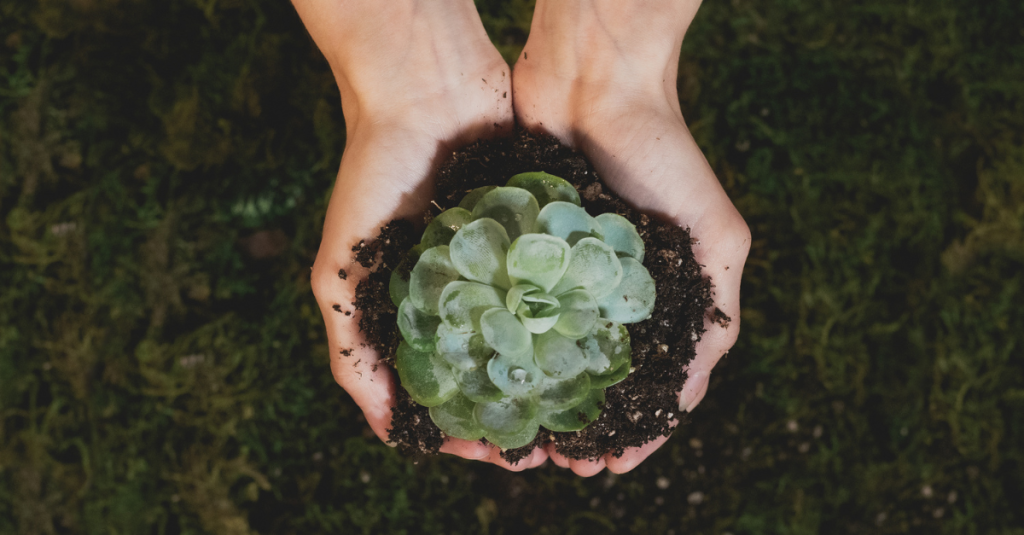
[678,371,710,412]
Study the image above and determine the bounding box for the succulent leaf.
[538,389,605,432]
[483,419,541,450]
[487,351,544,397]
[458,186,498,211]
[396,342,458,407]
[397,298,441,351]
[480,308,533,357]
[470,187,540,242]
[516,302,561,334]
[452,366,504,403]
[580,320,631,376]
[409,246,461,315]
[435,323,493,371]
[421,208,474,249]
[389,246,423,306]
[534,330,588,379]
[450,218,512,289]
[430,393,485,440]
[535,372,591,410]
[551,289,599,339]
[594,213,645,262]
[474,397,539,449]
[506,171,581,207]
[389,269,410,308]
[596,256,657,322]
[438,281,505,333]
[505,284,540,313]
[507,233,571,291]
[549,237,623,299]
[588,359,631,390]
[535,201,603,246]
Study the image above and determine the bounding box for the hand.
[512,0,750,476]
[296,0,547,471]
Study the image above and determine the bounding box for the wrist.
[523,0,699,91]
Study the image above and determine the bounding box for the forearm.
[291,0,500,127]
[524,0,701,90]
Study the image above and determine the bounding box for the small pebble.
[921,485,934,498]
[656,477,670,489]
[687,491,704,505]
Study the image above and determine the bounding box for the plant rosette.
[389,172,657,450]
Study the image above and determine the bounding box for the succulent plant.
[389,172,656,449]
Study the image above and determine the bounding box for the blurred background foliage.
[1,0,1022,533]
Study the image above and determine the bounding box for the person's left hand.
[511,0,751,476]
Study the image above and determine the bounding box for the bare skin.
[512,0,750,475]
[295,0,749,475]
[295,0,546,471]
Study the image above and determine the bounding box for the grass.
[1,0,1022,533]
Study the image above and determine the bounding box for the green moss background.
[1,0,1022,533]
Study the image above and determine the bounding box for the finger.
[568,456,606,477]
[481,446,548,472]
[681,206,749,413]
[544,442,572,469]
[439,437,491,461]
[527,447,550,469]
[604,433,673,474]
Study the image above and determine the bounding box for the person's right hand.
[511,0,751,476]
[295,0,548,471]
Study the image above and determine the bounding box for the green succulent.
[389,172,656,449]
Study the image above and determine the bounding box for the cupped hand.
[512,0,751,475]
[295,0,547,471]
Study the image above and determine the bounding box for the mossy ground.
[1,0,1022,533]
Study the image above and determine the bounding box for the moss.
[1,0,1022,533]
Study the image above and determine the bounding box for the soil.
[351,128,715,464]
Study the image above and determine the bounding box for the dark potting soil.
[352,128,715,464]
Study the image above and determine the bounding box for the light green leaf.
[580,320,631,376]
[480,308,532,357]
[594,213,644,262]
[516,302,560,334]
[438,281,505,333]
[453,366,504,403]
[474,397,538,446]
[421,208,474,249]
[435,323,494,371]
[471,187,540,242]
[429,393,485,440]
[552,289,599,339]
[596,257,656,322]
[507,233,571,292]
[484,419,540,450]
[506,171,581,207]
[549,237,622,299]
[396,342,458,407]
[534,330,588,379]
[487,351,544,397]
[458,186,498,211]
[389,269,410,308]
[588,359,631,389]
[449,218,512,289]
[505,284,540,313]
[538,389,605,432]
[535,372,591,410]
[534,201,603,246]
[389,247,422,307]
[397,298,441,351]
[409,246,461,315]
